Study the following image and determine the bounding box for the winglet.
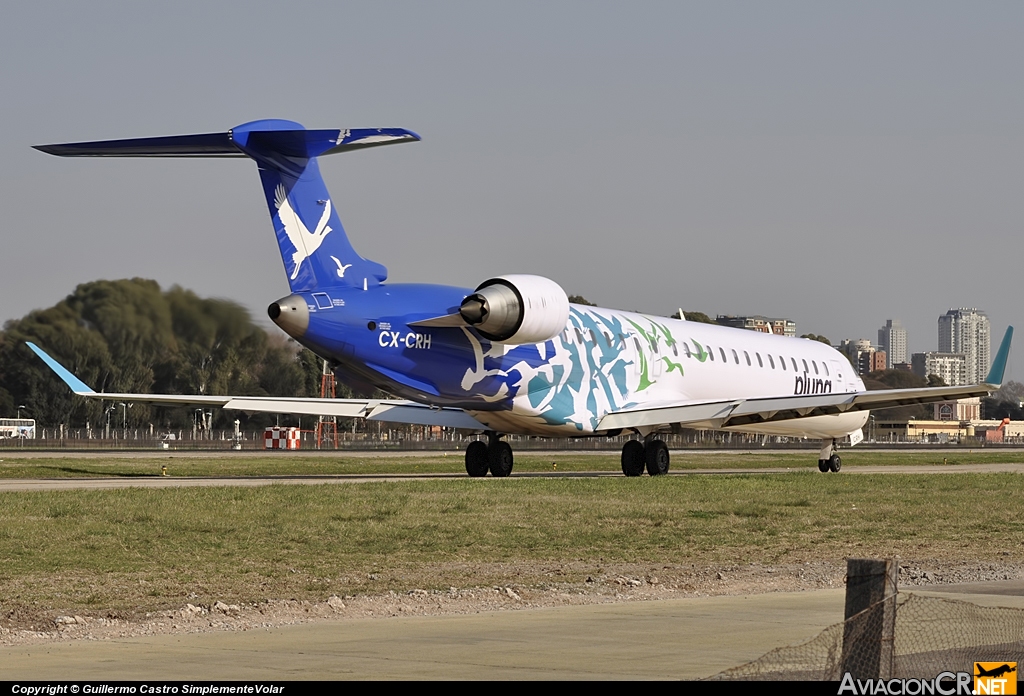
[985,326,1013,386]
[26,342,96,394]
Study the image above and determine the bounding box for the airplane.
[27,119,1014,477]
[975,664,1016,679]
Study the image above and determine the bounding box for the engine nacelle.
[459,274,570,344]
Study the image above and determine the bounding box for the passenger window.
[780,356,786,371]
[590,329,598,343]
[756,353,763,368]
[633,337,642,353]
[672,343,678,357]
[812,361,819,375]
[708,345,714,361]
[574,328,583,343]
[802,359,809,372]
[719,347,727,362]
[823,362,829,376]
[732,348,739,364]
[683,343,691,358]
[791,357,799,372]
[744,350,751,366]
[767,354,774,369]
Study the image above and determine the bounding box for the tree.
[567,295,596,306]
[982,380,1024,420]
[670,310,716,324]
[862,369,933,421]
[801,333,831,346]
[0,279,323,429]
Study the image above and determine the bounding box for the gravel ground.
[3,559,1021,647]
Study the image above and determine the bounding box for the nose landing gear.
[817,439,842,473]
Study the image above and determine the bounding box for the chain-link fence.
[708,593,1024,680]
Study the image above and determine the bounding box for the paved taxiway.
[3,583,1023,680]
[1,462,1023,491]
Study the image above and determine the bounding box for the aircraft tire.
[645,439,670,476]
[488,441,514,477]
[828,454,841,473]
[465,441,489,477]
[621,440,646,477]
[817,460,829,473]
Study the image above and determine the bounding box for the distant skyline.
[1,2,1020,379]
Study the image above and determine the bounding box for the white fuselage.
[465,305,869,439]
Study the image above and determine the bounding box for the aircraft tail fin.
[34,120,421,292]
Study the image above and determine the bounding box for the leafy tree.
[801,333,831,345]
[0,279,322,429]
[567,295,596,306]
[863,369,933,421]
[982,380,1024,420]
[670,310,716,324]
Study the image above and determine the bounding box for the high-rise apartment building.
[937,308,990,384]
[912,352,967,386]
[878,319,907,369]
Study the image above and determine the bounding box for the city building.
[877,319,907,369]
[838,339,882,376]
[933,398,981,422]
[911,352,967,386]
[715,315,796,337]
[938,308,990,385]
[867,350,887,374]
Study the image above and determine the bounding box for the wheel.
[828,454,841,472]
[645,439,670,476]
[465,441,489,477]
[818,460,829,473]
[621,440,646,477]
[488,441,514,477]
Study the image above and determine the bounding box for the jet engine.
[459,274,570,344]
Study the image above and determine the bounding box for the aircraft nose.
[268,294,309,338]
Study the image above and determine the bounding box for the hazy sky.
[2,2,1021,376]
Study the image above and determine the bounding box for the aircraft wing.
[600,326,1013,432]
[26,342,487,431]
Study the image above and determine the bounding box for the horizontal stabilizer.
[34,132,240,158]
[34,125,420,159]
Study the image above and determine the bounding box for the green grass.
[0,472,1022,617]
[0,449,1021,479]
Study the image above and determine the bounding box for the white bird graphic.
[274,184,333,280]
[330,256,353,278]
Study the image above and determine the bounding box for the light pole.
[119,403,127,439]
[16,405,27,447]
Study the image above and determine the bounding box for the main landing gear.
[621,438,670,477]
[817,438,842,473]
[465,434,514,478]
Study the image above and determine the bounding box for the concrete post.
[841,558,899,679]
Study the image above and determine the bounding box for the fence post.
[841,558,899,679]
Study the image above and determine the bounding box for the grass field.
[1,470,1022,619]
[1,449,1022,478]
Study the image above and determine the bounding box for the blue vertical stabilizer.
[34,120,421,292]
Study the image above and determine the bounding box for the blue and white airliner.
[28,120,1013,476]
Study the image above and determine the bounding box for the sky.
[1,2,1021,376]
